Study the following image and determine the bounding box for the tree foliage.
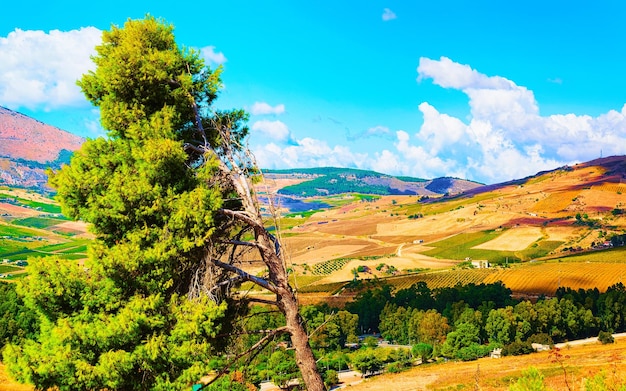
[4,16,324,391]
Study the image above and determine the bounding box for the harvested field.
[483,261,626,294]
[473,227,542,251]
[0,202,40,218]
[289,245,367,265]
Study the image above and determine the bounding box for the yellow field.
[484,261,626,295]
[347,336,626,390]
[473,226,543,251]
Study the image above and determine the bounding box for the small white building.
[471,260,490,268]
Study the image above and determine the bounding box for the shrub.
[455,343,490,361]
[527,333,554,346]
[386,361,408,373]
[503,341,535,356]
[323,369,338,388]
[598,330,614,344]
[509,367,548,391]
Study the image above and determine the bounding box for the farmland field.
[0,265,21,273]
[473,226,543,251]
[347,335,626,391]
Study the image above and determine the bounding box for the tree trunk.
[208,126,325,390]
[282,291,326,391]
[256,230,325,391]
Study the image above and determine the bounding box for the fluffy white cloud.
[411,56,626,183]
[251,102,286,115]
[200,46,227,65]
[0,27,101,109]
[251,119,291,141]
[382,8,397,21]
[253,138,367,171]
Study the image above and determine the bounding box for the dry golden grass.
[0,202,40,218]
[473,227,543,252]
[483,261,626,294]
[348,337,626,390]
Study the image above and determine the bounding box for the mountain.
[264,167,483,197]
[0,106,84,192]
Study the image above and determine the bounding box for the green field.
[0,265,21,273]
[0,224,44,237]
[0,193,62,214]
[420,230,520,264]
[517,240,563,260]
[550,246,626,263]
[12,217,68,229]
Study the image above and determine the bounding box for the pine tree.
[4,16,323,391]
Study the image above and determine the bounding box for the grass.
[0,224,43,237]
[0,193,62,214]
[34,239,91,253]
[517,240,563,260]
[421,230,520,264]
[12,217,67,229]
[552,246,626,263]
[346,336,626,391]
[398,191,499,217]
[0,265,21,273]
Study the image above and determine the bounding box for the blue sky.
[1,1,626,184]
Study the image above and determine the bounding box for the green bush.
[598,330,614,344]
[503,341,535,356]
[527,333,554,346]
[323,369,338,388]
[454,343,490,361]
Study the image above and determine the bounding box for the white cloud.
[253,138,367,171]
[251,119,291,142]
[0,27,101,110]
[200,46,227,65]
[414,56,626,183]
[245,57,626,185]
[251,102,285,115]
[382,8,397,21]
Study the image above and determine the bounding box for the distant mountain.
[264,167,483,197]
[0,106,84,191]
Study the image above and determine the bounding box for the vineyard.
[311,258,351,275]
[379,268,496,291]
[593,183,626,193]
[483,261,626,294]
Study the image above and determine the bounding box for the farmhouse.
[471,260,490,268]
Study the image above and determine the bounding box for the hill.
[0,106,84,192]
[265,155,626,301]
[264,167,482,197]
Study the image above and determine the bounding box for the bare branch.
[210,258,278,294]
[219,208,260,229]
[221,239,260,248]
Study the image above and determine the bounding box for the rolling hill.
[4,106,626,299]
[0,106,84,192]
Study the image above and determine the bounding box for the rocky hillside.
[0,106,84,191]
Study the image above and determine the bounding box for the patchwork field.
[270,158,626,299]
